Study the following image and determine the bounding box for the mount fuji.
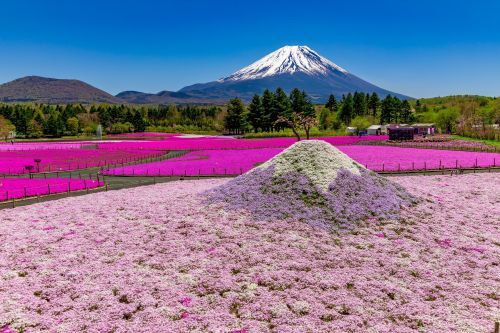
[177,45,411,103]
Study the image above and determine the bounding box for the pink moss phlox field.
[0,149,161,174]
[102,148,283,176]
[1,173,499,332]
[386,139,496,151]
[0,178,103,201]
[103,145,499,177]
[0,143,83,151]
[96,135,388,151]
[338,145,499,170]
[106,132,181,139]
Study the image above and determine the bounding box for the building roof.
[412,123,435,127]
[367,125,382,129]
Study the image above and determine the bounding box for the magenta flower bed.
[0,142,84,151]
[338,146,499,171]
[106,132,180,138]
[0,149,163,175]
[0,178,103,201]
[104,145,500,177]
[103,148,283,176]
[97,135,388,151]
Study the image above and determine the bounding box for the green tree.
[277,89,316,140]
[353,92,366,116]
[132,111,146,132]
[27,119,43,138]
[380,95,398,124]
[224,98,246,134]
[339,93,354,125]
[318,108,331,130]
[436,109,459,133]
[0,116,15,141]
[247,94,263,132]
[350,116,371,134]
[368,93,380,118]
[400,100,413,123]
[273,88,291,130]
[44,111,64,137]
[325,94,338,112]
[66,117,79,136]
[261,89,275,131]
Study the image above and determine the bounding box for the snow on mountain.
[219,45,348,82]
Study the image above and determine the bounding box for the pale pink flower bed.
[0,173,498,332]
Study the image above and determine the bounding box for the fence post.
[68,182,71,193]
[48,184,51,195]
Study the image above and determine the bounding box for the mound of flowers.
[207,141,417,229]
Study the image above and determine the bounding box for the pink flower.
[462,246,485,254]
[179,296,192,307]
[180,312,189,319]
[0,326,16,333]
[437,239,452,248]
[375,232,385,238]
[230,329,249,333]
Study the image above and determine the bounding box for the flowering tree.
[276,114,317,141]
[0,116,15,141]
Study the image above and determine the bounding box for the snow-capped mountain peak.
[219,45,348,82]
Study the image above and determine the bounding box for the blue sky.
[0,0,499,98]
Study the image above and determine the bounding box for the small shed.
[412,123,435,135]
[388,127,414,140]
[367,125,383,135]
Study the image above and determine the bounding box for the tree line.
[223,89,415,137]
[224,88,316,140]
[0,103,224,138]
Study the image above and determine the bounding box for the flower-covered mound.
[0,173,499,332]
[207,141,417,229]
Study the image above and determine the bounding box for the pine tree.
[353,92,366,116]
[400,100,413,123]
[224,98,246,134]
[339,93,354,125]
[247,94,263,132]
[368,93,380,118]
[380,95,393,124]
[261,89,275,131]
[325,94,338,112]
[132,111,146,132]
[392,97,402,123]
[273,88,291,130]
